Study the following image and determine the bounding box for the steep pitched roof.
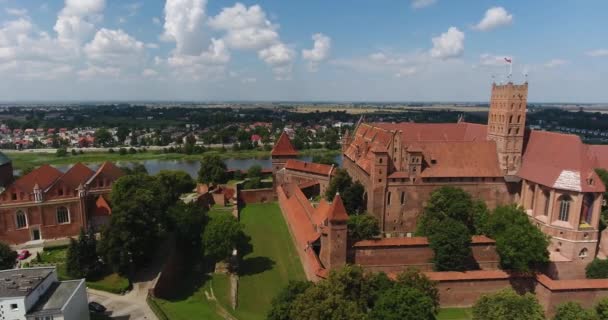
[417,141,503,178]
[285,159,335,176]
[47,163,95,192]
[587,145,608,170]
[14,164,62,192]
[87,161,124,185]
[518,131,604,193]
[94,195,112,216]
[327,194,349,222]
[271,132,298,156]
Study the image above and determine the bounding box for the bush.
[553,302,597,320]
[428,218,472,271]
[129,147,137,154]
[119,148,127,155]
[473,288,544,320]
[347,214,380,243]
[586,259,608,279]
[56,147,68,157]
[108,148,114,153]
[596,297,608,319]
[0,242,17,270]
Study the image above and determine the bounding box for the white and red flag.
[504,57,512,63]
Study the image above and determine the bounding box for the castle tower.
[0,152,13,190]
[319,193,349,270]
[487,82,528,175]
[271,132,298,188]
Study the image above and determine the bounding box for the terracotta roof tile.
[536,273,608,291]
[418,141,503,178]
[354,235,494,247]
[47,162,95,192]
[285,159,335,176]
[271,132,298,156]
[87,161,124,186]
[424,270,510,282]
[327,194,349,222]
[94,195,112,216]
[14,164,63,192]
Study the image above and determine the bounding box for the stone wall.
[535,274,608,317]
[238,188,276,204]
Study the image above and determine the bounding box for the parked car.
[17,250,30,261]
[88,302,107,313]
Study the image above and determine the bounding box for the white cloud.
[332,50,427,78]
[54,0,106,44]
[146,43,160,49]
[302,33,331,71]
[473,7,513,31]
[6,8,28,16]
[258,43,295,80]
[587,49,608,57]
[411,0,436,9]
[152,17,161,25]
[544,59,567,68]
[84,28,145,67]
[241,77,256,83]
[208,3,279,50]
[479,54,512,66]
[395,67,417,77]
[78,65,121,78]
[142,68,158,77]
[162,0,207,55]
[430,27,464,59]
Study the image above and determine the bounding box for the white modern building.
[0,267,89,320]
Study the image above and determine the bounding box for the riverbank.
[5,148,341,170]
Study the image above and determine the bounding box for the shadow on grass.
[163,260,215,302]
[239,256,275,276]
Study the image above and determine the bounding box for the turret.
[319,193,349,270]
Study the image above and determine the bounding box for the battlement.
[492,82,528,96]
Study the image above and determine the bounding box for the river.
[50,155,343,178]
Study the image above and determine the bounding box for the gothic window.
[57,206,70,224]
[400,192,405,205]
[379,158,383,164]
[581,194,594,225]
[543,190,550,216]
[517,115,521,123]
[558,195,571,222]
[387,192,391,206]
[16,210,27,229]
[509,115,513,124]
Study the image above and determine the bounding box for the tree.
[428,218,472,271]
[586,259,608,279]
[198,155,228,185]
[416,187,481,236]
[553,302,598,320]
[98,174,163,275]
[370,287,435,320]
[116,126,130,144]
[202,215,248,262]
[486,205,549,273]
[395,268,440,313]
[119,147,127,155]
[56,147,67,157]
[347,214,380,242]
[95,128,113,147]
[289,284,367,320]
[66,237,81,277]
[0,242,17,270]
[268,281,313,320]
[472,288,544,320]
[325,169,352,201]
[155,170,196,211]
[247,165,263,179]
[66,228,101,278]
[312,154,338,166]
[169,202,207,250]
[184,134,196,155]
[595,298,608,320]
[341,181,365,214]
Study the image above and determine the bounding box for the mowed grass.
[437,308,473,320]
[231,202,306,320]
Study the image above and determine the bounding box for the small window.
[16,210,27,229]
[10,303,18,311]
[57,206,70,224]
[58,188,64,196]
[400,192,405,205]
[387,192,391,206]
[11,193,17,200]
[379,158,383,164]
[558,195,571,222]
[579,248,588,258]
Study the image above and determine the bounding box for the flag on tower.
[504,57,512,63]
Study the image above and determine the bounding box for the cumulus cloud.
[430,27,464,59]
[544,59,567,68]
[332,50,426,78]
[54,0,106,44]
[587,49,608,57]
[411,0,436,9]
[258,43,295,79]
[142,68,159,77]
[6,8,28,16]
[302,33,331,71]
[84,28,145,66]
[78,65,121,78]
[161,0,207,55]
[473,7,513,31]
[208,3,279,50]
[168,38,230,68]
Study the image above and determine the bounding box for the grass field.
[437,308,473,320]
[155,202,305,320]
[5,148,339,170]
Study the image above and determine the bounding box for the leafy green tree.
[347,214,380,242]
[98,174,163,275]
[268,281,313,320]
[416,187,481,236]
[202,215,248,262]
[341,181,365,214]
[198,155,228,185]
[95,128,113,147]
[116,126,130,144]
[586,259,608,279]
[56,147,67,157]
[66,237,81,277]
[553,302,598,320]
[289,284,367,320]
[428,218,472,271]
[169,202,207,250]
[325,169,352,201]
[247,165,263,179]
[472,288,544,320]
[370,286,435,320]
[312,154,338,166]
[155,170,196,211]
[395,268,440,313]
[0,242,17,270]
[66,229,101,278]
[118,147,127,155]
[486,205,549,273]
[184,134,197,155]
[595,298,608,320]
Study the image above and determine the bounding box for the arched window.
[543,190,550,216]
[387,192,391,206]
[558,195,571,222]
[517,115,521,123]
[56,206,70,224]
[581,194,594,225]
[15,210,27,229]
[400,192,405,205]
[509,115,513,123]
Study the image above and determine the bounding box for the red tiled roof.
[536,273,608,291]
[271,132,298,156]
[327,194,349,222]
[47,162,95,192]
[298,180,320,190]
[94,195,112,216]
[418,141,503,178]
[424,270,510,282]
[87,161,124,186]
[518,131,605,193]
[14,164,63,192]
[587,144,608,170]
[353,235,494,247]
[285,159,335,176]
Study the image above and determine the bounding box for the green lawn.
[231,202,306,320]
[437,308,473,320]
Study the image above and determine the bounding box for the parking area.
[88,290,155,320]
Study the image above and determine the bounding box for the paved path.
[88,288,156,320]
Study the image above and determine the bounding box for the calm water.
[50,155,342,178]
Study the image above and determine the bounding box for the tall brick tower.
[271,132,298,187]
[487,82,528,175]
[320,193,348,270]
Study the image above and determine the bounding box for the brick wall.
[535,274,608,317]
[239,188,277,204]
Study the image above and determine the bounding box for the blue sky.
[0,0,606,102]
